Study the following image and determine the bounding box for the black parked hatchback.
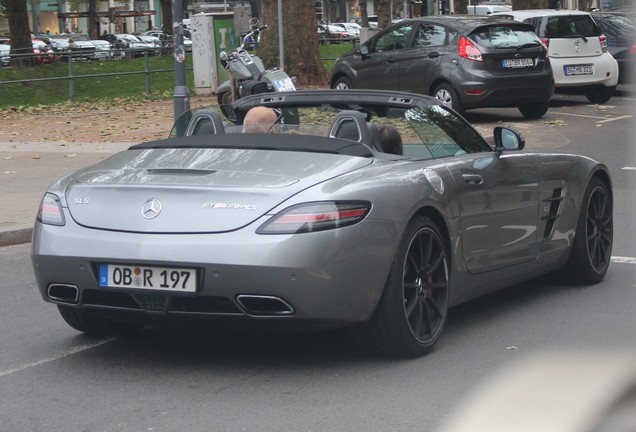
[330,16,554,118]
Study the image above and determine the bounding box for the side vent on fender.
[542,188,564,239]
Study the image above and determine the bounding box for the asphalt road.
[1,87,635,432]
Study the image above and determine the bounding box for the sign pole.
[172,0,191,122]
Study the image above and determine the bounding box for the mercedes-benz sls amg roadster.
[32,90,613,357]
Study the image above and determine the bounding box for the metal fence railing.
[0,49,178,101]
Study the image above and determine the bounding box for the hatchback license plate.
[99,263,197,292]
[564,64,593,76]
[502,58,534,68]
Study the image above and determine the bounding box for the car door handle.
[427,52,441,58]
[462,172,483,185]
[386,57,396,63]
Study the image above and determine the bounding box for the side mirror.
[493,127,525,152]
[359,45,369,57]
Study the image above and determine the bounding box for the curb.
[0,226,33,247]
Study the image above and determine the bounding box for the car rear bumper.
[550,53,619,87]
[457,73,554,109]
[31,217,397,326]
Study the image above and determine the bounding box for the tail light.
[540,37,550,49]
[257,201,371,234]
[38,193,66,226]
[599,34,608,53]
[630,42,636,55]
[458,36,483,62]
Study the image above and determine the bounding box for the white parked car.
[90,39,115,59]
[1,43,9,67]
[493,9,619,103]
[333,22,362,38]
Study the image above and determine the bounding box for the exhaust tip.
[47,284,79,304]
[236,295,294,316]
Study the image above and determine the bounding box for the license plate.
[564,64,593,76]
[99,263,197,292]
[502,58,534,68]
[274,77,296,92]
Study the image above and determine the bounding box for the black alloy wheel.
[355,215,450,357]
[561,177,613,284]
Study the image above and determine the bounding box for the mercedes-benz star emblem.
[142,198,162,219]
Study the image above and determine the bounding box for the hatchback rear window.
[470,25,541,48]
[544,15,601,38]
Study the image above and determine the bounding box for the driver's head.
[242,106,279,133]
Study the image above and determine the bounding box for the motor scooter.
[216,19,295,122]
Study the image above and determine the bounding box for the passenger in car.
[242,106,280,133]
[376,124,403,155]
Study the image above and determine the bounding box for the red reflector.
[465,89,486,95]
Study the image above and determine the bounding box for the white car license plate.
[564,64,593,76]
[274,77,296,92]
[502,58,534,68]
[99,263,197,292]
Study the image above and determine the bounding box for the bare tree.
[160,0,172,35]
[359,0,369,27]
[5,0,33,66]
[375,0,391,29]
[259,0,329,87]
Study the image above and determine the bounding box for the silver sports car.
[32,90,613,357]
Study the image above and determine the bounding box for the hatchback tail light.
[599,34,608,53]
[630,42,636,55]
[540,37,550,49]
[458,36,483,62]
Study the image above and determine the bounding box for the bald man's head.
[242,106,279,133]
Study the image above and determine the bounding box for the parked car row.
[330,9,632,118]
[0,32,175,66]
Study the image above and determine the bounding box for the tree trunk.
[160,0,172,35]
[88,0,97,39]
[359,0,369,27]
[259,0,329,87]
[375,0,391,29]
[512,0,547,10]
[5,0,33,66]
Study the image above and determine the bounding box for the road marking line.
[548,112,633,123]
[596,115,633,124]
[611,256,636,264]
[622,167,636,171]
[0,337,116,378]
[549,111,608,120]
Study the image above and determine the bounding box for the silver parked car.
[32,89,613,357]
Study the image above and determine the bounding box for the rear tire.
[585,85,615,104]
[332,76,352,90]
[353,215,449,357]
[433,83,464,116]
[518,102,549,119]
[58,306,144,336]
[560,177,613,284]
[217,91,237,123]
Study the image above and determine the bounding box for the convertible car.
[31,90,613,357]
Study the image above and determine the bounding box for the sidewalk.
[0,140,132,246]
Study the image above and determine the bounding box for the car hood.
[62,147,372,233]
